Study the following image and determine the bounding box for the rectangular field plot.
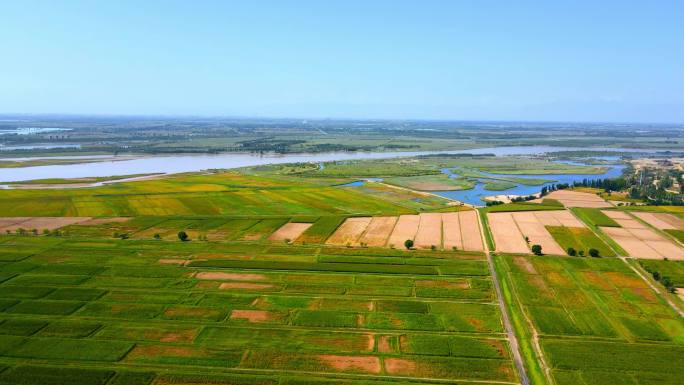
[632,211,684,230]
[599,210,684,260]
[546,226,615,257]
[0,234,512,384]
[488,210,586,255]
[325,217,372,245]
[267,222,313,242]
[328,212,484,251]
[545,190,613,208]
[497,255,684,385]
[0,217,91,232]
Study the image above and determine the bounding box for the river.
[0,145,672,183]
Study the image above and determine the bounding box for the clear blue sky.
[1,1,683,123]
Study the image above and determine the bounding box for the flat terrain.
[488,210,589,255]
[326,212,484,251]
[0,159,682,385]
[495,255,684,385]
[0,235,516,385]
[544,190,613,208]
[600,210,684,260]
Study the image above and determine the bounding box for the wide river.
[0,145,667,183]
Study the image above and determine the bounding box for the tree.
[588,248,600,258]
[178,231,189,242]
[578,250,585,257]
[567,247,576,256]
[652,271,661,281]
[404,239,414,250]
[154,233,161,240]
[531,244,542,255]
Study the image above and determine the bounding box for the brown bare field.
[488,212,530,254]
[387,215,420,248]
[535,210,585,227]
[489,210,582,255]
[355,216,397,247]
[0,216,91,232]
[377,335,394,353]
[318,355,381,374]
[326,217,372,245]
[196,272,267,281]
[268,222,313,242]
[0,217,31,231]
[459,210,484,252]
[633,212,684,230]
[219,282,275,290]
[545,190,612,208]
[413,213,443,249]
[78,217,130,225]
[602,210,633,220]
[512,212,565,255]
[441,212,463,250]
[600,226,684,260]
[230,310,275,323]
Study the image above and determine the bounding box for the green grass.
[483,181,517,190]
[639,259,684,286]
[384,174,475,191]
[573,208,620,227]
[295,216,345,244]
[0,366,115,385]
[546,226,616,257]
[664,229,684,243]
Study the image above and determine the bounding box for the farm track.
[477,213,530,385]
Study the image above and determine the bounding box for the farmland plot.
[496,255,684,385]
[488,210,586,255]
[330,212,484,251]
[600,210,684,260]
[544,190,612,208]
[0,235,513,384]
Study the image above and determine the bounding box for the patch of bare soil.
[230,310,274,323]
[318,354,381,374]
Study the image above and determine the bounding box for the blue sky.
[1,1,683,123]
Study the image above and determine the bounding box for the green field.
[639,260,684,286]
[1,158,681,385]
[496,255,684,385]
[572,208,620,227]
[0,172,454,217]
[546,226,616,257]
[384,174,475,191]
[0,233,515,384]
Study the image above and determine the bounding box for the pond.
[432,163,626,206]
